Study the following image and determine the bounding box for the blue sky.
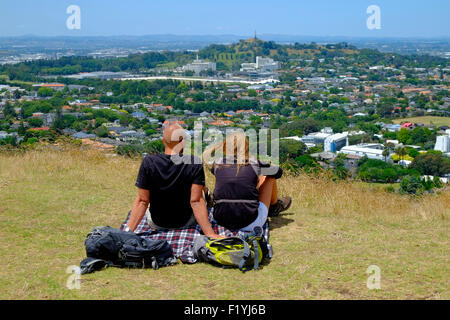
[0,0,449,38]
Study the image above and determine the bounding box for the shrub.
[400,175,422,195]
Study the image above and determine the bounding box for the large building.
[240,56,280,73]
[324,132,349,152]
[434,132,450,153]
[182,56,216,75]
[300,132,331,147]
[338,143,385,161]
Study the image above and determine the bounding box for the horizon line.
[1,33,449,40]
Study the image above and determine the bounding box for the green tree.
[28,117,44,128]
[3,101,16,119]
[400,175,422,195]
[408,148,420,158]
[397,128,411,145]
[279,140,307,163]
[410,153,450,177]
[37,87,54,97]
[396,146,407,162]
[382,148,390,162]
[247,89,258,97]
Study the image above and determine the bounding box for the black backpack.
[80,226,177,274]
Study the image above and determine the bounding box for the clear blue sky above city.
[1,0,449,38]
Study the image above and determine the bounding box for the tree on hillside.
[382,148,390,162]
[400,175,422,195]
[28,117,43,128]
[396,146,407,162]
[37,87,54,97]
[410,153,450,177]
[279,140,307,163]
[279,118,319,137]
[2,101,15,119]
[397,128,411,145]
[247,89,258,97]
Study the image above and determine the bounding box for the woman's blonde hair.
[203,131,250,174]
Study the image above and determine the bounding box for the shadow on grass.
[269,212,295,231]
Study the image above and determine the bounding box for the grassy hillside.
[0,146,449,299]
[393,116,450,127]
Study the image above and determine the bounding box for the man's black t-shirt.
[135,154,205,228]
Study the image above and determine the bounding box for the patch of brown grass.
[0,145,448,299]
[279,174,449,221]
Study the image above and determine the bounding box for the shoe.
[268,197,292,217]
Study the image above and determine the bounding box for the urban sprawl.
[1,38,449,192]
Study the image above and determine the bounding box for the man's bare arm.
[190,184,223,239]
[126,188,150,232]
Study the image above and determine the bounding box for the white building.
[339,144,385,161]
[183,56,216,75]
[435,134,450,153]
[300,132,331,146]
[240,56,280,73]
[324,132,349,153]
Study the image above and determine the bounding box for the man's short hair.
[162,123,185,149]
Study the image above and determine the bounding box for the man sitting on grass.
[123,123,222,239]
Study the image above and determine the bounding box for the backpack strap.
[253,239,260,270]
[238,241,252,272]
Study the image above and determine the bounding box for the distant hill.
[1,34,449,57]
[198,38,447,71]
[1,36,448,82]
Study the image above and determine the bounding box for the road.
[120,75,279,85]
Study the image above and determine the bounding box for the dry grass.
[0,145,449,300]
[392,116,450,127]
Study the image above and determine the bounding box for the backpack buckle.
[253,226,263,237]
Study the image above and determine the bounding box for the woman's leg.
[257,176,278,207]
[257,176,275,210]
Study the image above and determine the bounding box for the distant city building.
[240,56,280,73]
[64,71,129,80]
[33,83,66,91]
[384,124,402,132]
[182,55,216,75]
[162,119,186,128]
[300,131,331,147]
[339,143,385,161]
[72,132,96,139]
[131,111,146,120]
[324,132,349,153]
[434,134,450,153]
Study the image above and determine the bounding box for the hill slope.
[0,147,448,299]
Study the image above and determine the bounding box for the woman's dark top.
[211,159,282,230]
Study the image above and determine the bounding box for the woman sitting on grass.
[203,132,292,232]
